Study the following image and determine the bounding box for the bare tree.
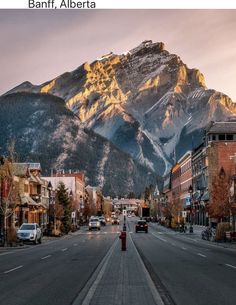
[209,167,231,222]
[0,142,20,246]
[0,157,20,246]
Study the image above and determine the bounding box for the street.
[1,218,236,305]
[0,225,119,305]
[130,219,236,305]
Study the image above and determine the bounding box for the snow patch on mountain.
[96,143,110,188]
[141,128,171,175]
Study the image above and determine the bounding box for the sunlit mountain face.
[5,40,236,178]
[0,92,157,197]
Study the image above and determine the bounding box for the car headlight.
[30,233,35,237]
[89,223,91,227]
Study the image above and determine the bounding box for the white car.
[89,217,101,231]
[17,223,42,244]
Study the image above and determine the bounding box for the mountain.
[0,92,157,197]
[5,40,236,176]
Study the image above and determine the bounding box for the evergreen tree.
[57,182,72,234]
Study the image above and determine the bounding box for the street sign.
[182,211,187,218]
[71,211,76,218]
[123,209,127,216]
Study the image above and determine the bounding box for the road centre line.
[182,247,187,250]
[197,253,206,257]
[61,248,68,251]
[225,264,236,270]
[78,239,118,305]
[41,255,52,260]
[130,233,165,305]
[4,265,23,274]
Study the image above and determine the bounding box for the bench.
[225,231,236,242]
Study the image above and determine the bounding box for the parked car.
[99,216,106,226]
[89,217,101,230]
[17,223,42,244]
[111,216,120,225]
[135,220,148,233]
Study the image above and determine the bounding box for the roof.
[12,163,29,177]
[20,195,40,206]
[13,163,41,177]
[207,122,236,134]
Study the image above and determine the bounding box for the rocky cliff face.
[0,92,156,196]
[6,40,236,175]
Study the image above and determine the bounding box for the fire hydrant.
[119,231,127,251]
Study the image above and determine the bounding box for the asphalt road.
[0,224,119,305]
[129,218,236,305]
[1,218,236,305]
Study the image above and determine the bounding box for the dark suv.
[135,220,148,233]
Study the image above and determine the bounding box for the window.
[219,134,225,140]
[226,134,233,140]
[212,135,216,141]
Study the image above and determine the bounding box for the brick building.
[206,122,236,225]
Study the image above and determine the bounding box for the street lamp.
[47,181,55,235]
[80,196,84,225]
[188,185,194,233]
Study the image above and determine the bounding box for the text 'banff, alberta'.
[28,0,96,9]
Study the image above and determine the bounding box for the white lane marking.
[225,264,236,270]
[197,253,206,258]
[0,252,12,256]
[4,265,23,274]
[151,232,167,242]
[129,231,133,234]
[73,244,78,246]
[61,248,68,252]
[185,237,198,242]
[171,243,175,246]
[41,255,52,260]
[182,247,187,250]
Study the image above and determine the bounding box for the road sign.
[182,211,187,218]
[71,211,76,218]
[123,209,127,216]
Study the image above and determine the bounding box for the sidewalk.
[73,232,164,305]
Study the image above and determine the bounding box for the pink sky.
[0,10,235,101]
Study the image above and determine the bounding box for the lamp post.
[80,196,84,226]
[47,181,55,235]
[188,185,194,233]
